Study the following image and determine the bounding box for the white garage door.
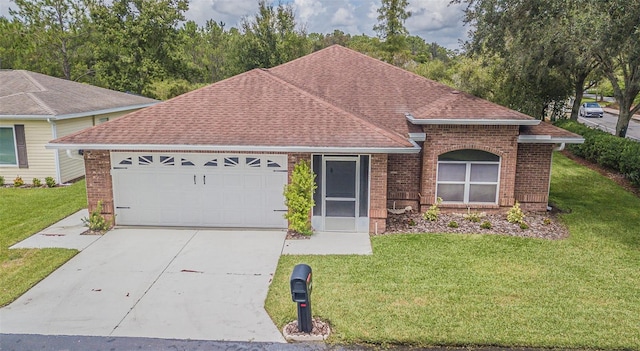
[111,152,288,228]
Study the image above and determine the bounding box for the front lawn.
[266,153,640,349]
[0,180,87,306]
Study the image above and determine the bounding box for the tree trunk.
[569,70,590,121]
[616,108,632,137]
[570,88,584,121]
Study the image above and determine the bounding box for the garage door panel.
[112,153,287,228]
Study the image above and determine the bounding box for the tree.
[89,0,188,94]
[237,0,310,71]
[373,0,411,65]
[456,0,587,119]
[9,0,91,79]
[590,0,640,137]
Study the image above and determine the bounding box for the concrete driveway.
[0,228,287,342]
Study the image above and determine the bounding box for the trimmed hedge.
[554,120,640,187]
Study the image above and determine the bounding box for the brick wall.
[420,125,520,211]
[514,144,554,212]
[370,154,388,233]
[387,153,422,210]
[84,150,114,221]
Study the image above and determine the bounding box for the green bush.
[0,175,4,186]
[13,176,24,187]
[283,160,317,236]
[480,220,492,229]
[32,178,42,187]
[555,120,640,187]
[45,177,56,188]
[447,221,459,228]
[507,201,525,224]
[423,197,442,222]
[81,201,112,232]
[464,211,482,222]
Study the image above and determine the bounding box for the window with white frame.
[0,127,18,166]
[436,149,500,204]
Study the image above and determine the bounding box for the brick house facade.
[51,45,582,234]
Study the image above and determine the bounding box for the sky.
[0,0,469,50]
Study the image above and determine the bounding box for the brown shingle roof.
[52,69,413,149]
[48,45,582,150]
[0,70,157,117]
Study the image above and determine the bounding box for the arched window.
[436,149,500,204]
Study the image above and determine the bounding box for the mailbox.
[290,264,312,303]
[290,264,313,333]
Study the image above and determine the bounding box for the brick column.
[84,150,114,222]
[369,154,388,233]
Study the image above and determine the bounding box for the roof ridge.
[20,70,48,92]
[25,92,56,116]
[260,68,412,147]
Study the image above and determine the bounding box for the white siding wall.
[0,120,56,184]
[56,116,93,183]
[57,110,140,183]
[1,109,142,185]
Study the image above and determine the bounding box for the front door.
[324,157,358,231]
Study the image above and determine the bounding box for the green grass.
[0,180,87,306]
[266,153,640,349]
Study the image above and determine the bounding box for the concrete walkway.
[10,209,101,250]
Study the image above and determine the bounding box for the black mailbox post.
[290,264,313,333]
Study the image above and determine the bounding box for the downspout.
[47,118,62,184]
[547,143,565,211]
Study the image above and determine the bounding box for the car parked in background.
[579,102,604,118]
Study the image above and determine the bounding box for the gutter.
[0,102,158,121]
[518,135,585,144]
[45,143,422,154]
[405,113,540,126]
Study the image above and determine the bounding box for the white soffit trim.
[518,135,585,144]
[405,113,540,126]
[45,143,422,154]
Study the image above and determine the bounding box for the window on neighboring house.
[0,125,28,168]
[436,149,500,204]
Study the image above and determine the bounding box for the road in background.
[574,94,639,141]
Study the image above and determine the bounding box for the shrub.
[45,177,56,188]
[0,175,4,186]
[283,160,317,236]
[464,211,482,222]
[447,221,459,228]
[520,222,530,230]
[423,197,442,221]
[480,220,492,229]
[81,201,112,232]
[13,176,24,187]
[543,217,552,225]
[32,178,42,187]
[507,201,525,224]
[408,219,416,226]
[555,120,640,187]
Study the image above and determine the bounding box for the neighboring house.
[0,70,158,184]
[47,46,583,233]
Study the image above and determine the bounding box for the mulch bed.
[283,318,331,338]
[385,211,569,240]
